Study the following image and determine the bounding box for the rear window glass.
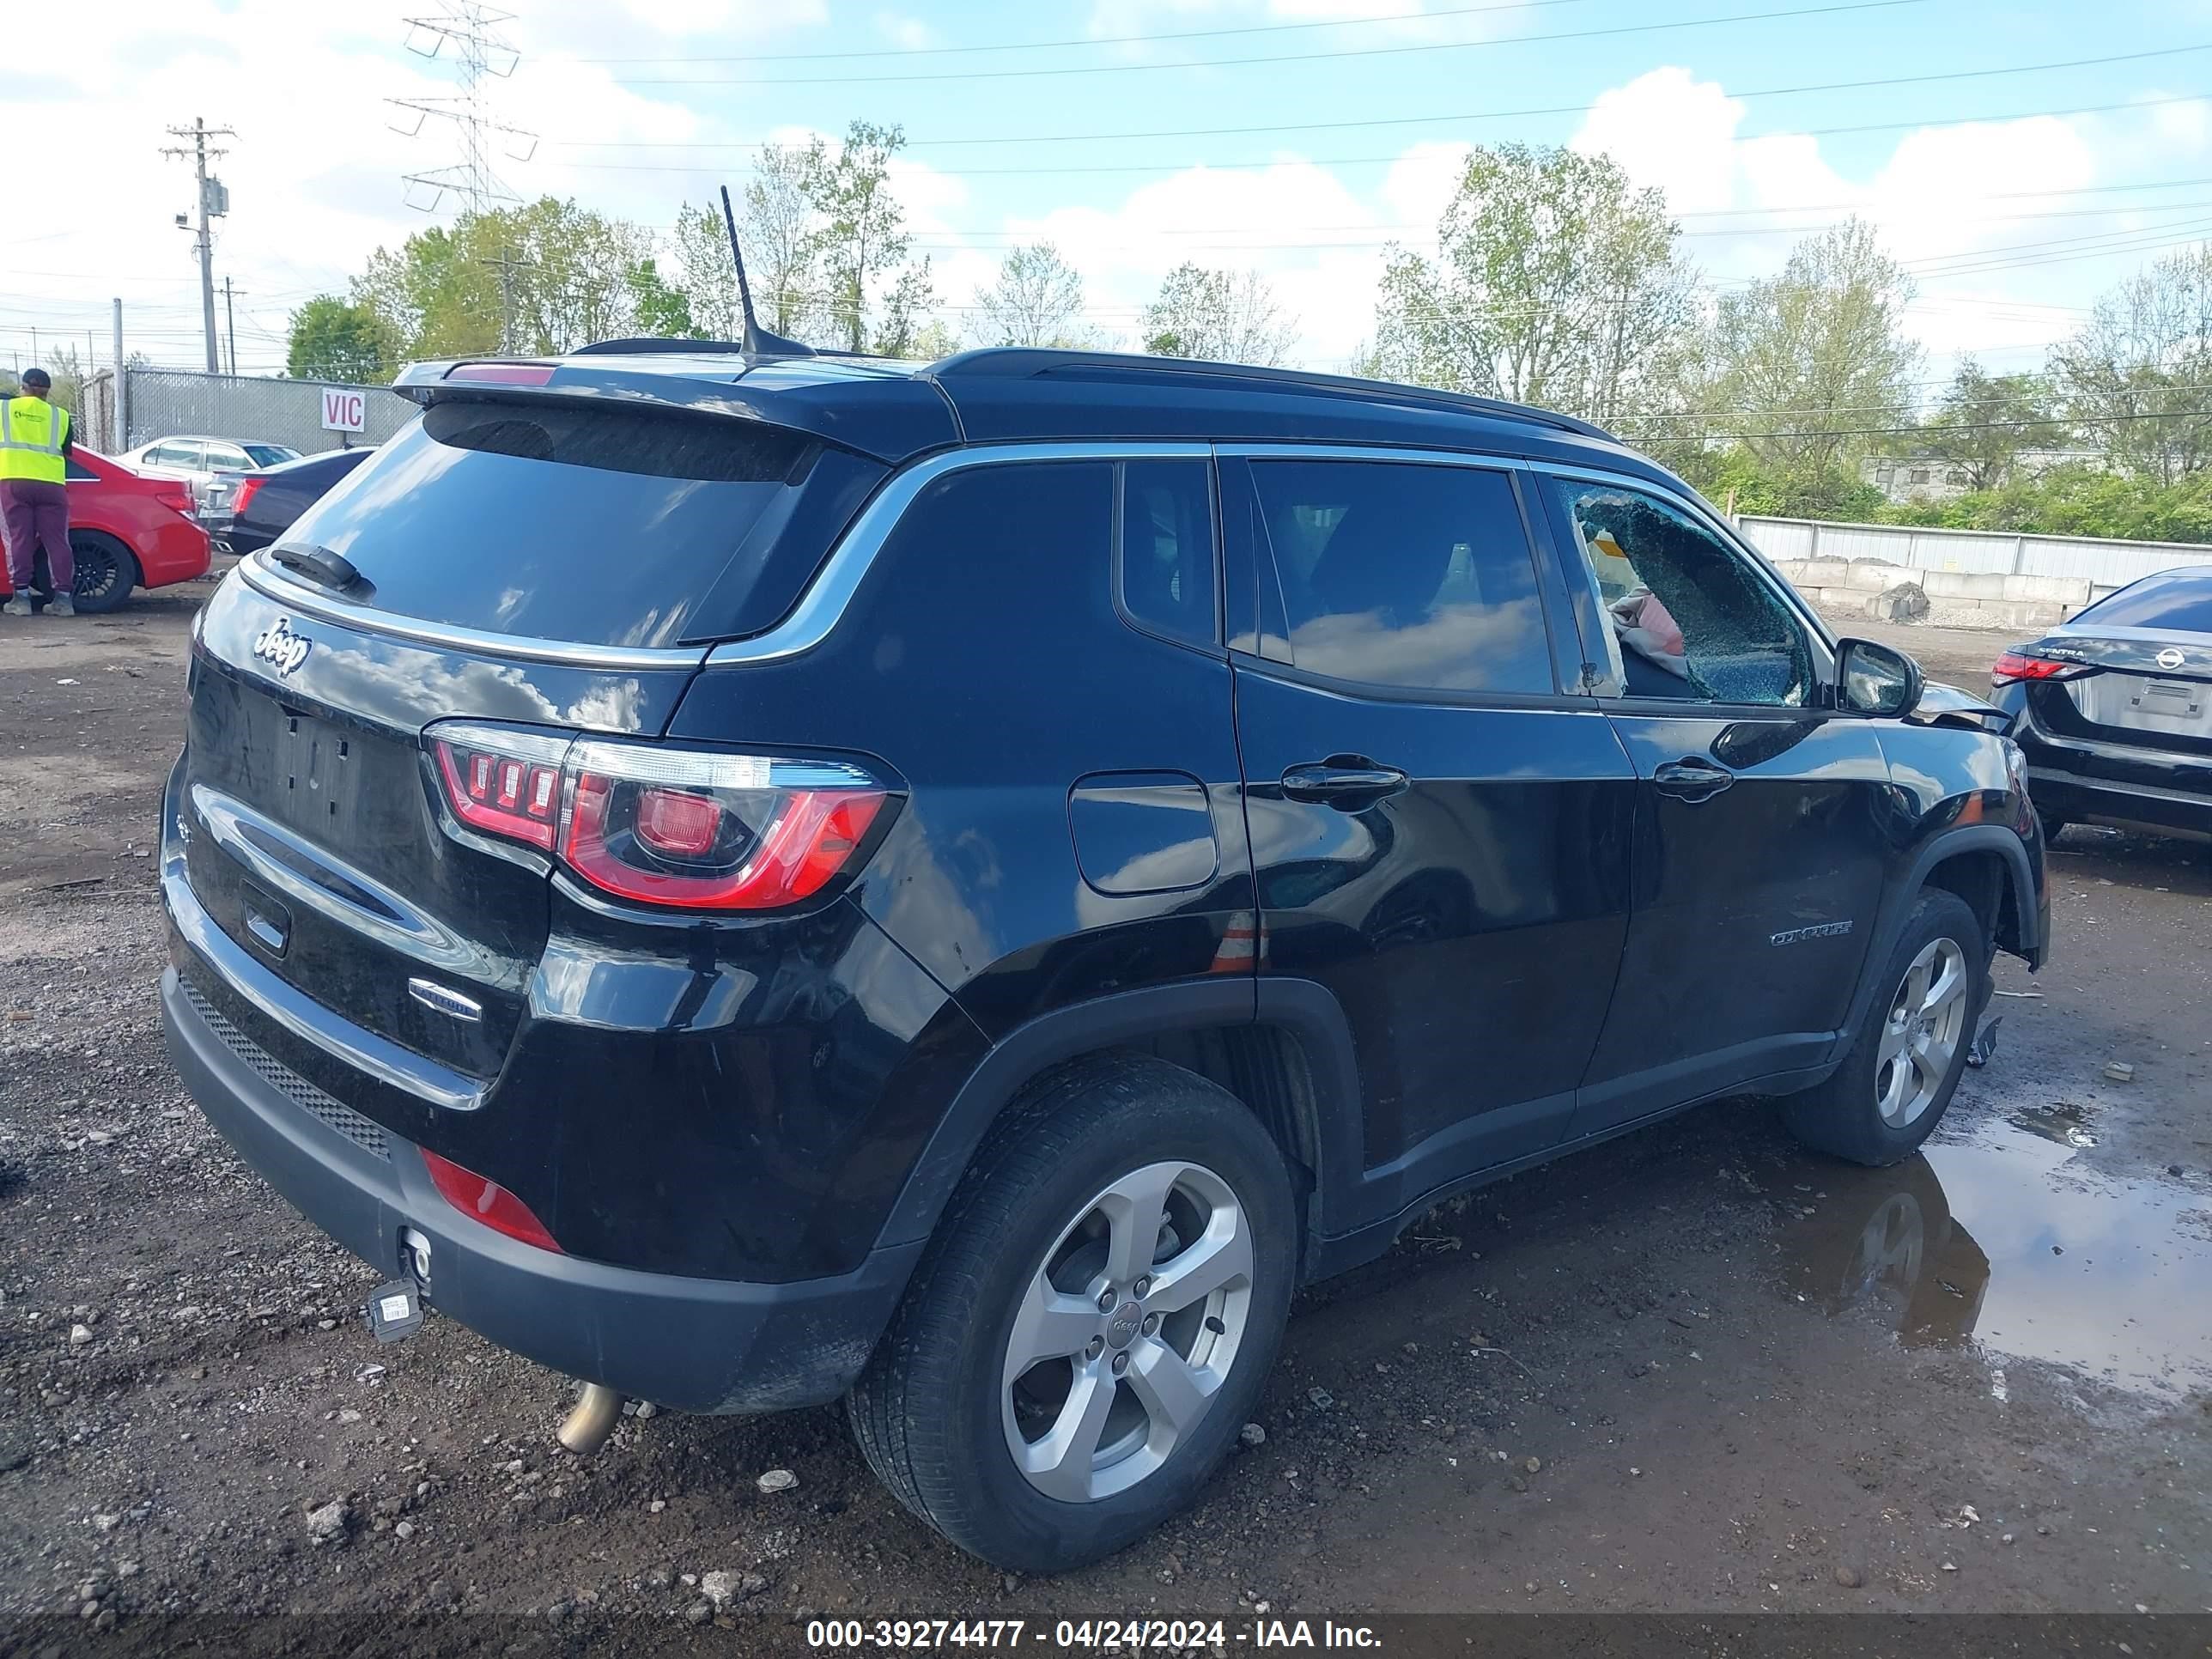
[2076,570,2212,635]
[244,445,297,468]
[274,401,829,649]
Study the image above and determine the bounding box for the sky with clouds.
[6,0,2209,395]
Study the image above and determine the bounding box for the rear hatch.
[176,385,895,1097]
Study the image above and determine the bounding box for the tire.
[69,532,140,615]
[1780,888,1987,1166]
[848,1053,1297,1573]
[2036,810,2069,845]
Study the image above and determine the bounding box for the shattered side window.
[1550,479,1812,707]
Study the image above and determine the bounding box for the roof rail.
[928,347,1618,443]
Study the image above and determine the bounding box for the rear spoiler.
[389,358,958,465]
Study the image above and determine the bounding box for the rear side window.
[243,444,296,468]
[275,400,866,650]
[1119,460,1218,648]
[2075,569,2212,634]
[1248,459,1553,695]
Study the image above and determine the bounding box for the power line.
[556,43,2209,152]
[571,0,1588,64]
[608,0,1928,87]
[555,93,2211,179]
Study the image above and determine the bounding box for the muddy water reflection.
[1779,1117,2212,1395]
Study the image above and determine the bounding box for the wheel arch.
[1841,825,2041,1043]
[876,977,1364,1284]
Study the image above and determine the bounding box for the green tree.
[805,121,916,353]
[1701,218,1921,485]
[970,243,1088,347]
[286,296,397,382]
[624,258,695,337]
[2049,245,2212,485]
[1920,359,2067,492]
[673,142,827,343]
[1367,143,1694,423]
[871,258,939,358]
[352,198,655,359]
[1141,264,1296,364]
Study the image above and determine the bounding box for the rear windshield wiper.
[270,544,362,592]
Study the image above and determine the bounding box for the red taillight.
[445,362,556,386]
[421,1150,562,1253]
[152,483,195,514]
[231,477,264,516]
[1993,651,2088,683]
[426,725,890,911]
[433,731,565,849]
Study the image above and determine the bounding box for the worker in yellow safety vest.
[1,368,78,617]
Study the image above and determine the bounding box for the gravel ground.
[2,578,2208,1650]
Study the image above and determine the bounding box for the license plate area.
[2130,678,2204,720]
[275,710,362,833]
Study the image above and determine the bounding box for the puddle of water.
[1777,1117,2212,1397]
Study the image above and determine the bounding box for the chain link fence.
[52,370,118,453]
[122,368,416,454]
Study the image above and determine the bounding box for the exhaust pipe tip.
[556,1382,625,1455]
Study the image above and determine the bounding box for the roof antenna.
[722,183,814,358]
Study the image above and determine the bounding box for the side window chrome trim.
[1540,461,1838,671]
[1217,441,1534,471]
[705,441,1212,669]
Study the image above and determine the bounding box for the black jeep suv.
[159,345,2049,1572]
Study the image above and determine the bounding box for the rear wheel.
[1780,889,1986,1166]
[848,1053,1296,1573]
[69,533,140,615]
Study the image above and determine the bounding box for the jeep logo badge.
[252,618,313,677]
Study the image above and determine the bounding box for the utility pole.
[113,299,129,451]
[479,244,531,353]
[161,118,236,374]
[222,276,242,376]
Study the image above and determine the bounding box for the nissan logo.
[252,618,313,677]
[2157,647,2187,672]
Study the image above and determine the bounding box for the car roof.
[392,344,1680,489]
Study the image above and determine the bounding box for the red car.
[0,448,212,613]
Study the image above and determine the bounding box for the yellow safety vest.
[0,396,70,484]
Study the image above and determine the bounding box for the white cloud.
[1568,67,2208,362]
[874,10,937,50]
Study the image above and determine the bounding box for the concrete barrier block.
[1917,569,2002,599]
[2002,573,2093,604]
[1845,559,1915,591]
[1782,558,1852,586]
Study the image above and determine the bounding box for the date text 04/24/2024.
[804,1618,1384,1649]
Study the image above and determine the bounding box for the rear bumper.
[2018,726,2212,836]
[160,959,920,1414]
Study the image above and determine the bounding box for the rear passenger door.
[1535,471,1891,1133]
[1225,449,1639,1205]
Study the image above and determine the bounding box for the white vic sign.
[320,387,367,433]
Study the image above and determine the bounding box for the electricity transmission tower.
[388,2,538,215]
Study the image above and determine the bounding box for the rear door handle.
[1280,757,1411,809]
[1651,757,1735,802]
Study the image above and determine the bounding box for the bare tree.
[970,243,1088,347]
[1141,264,1297,365]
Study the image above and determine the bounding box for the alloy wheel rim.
[1000,1160,1254,1504]
[1875,936,1968,1129]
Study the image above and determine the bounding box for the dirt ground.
[2,578,2208,1648]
